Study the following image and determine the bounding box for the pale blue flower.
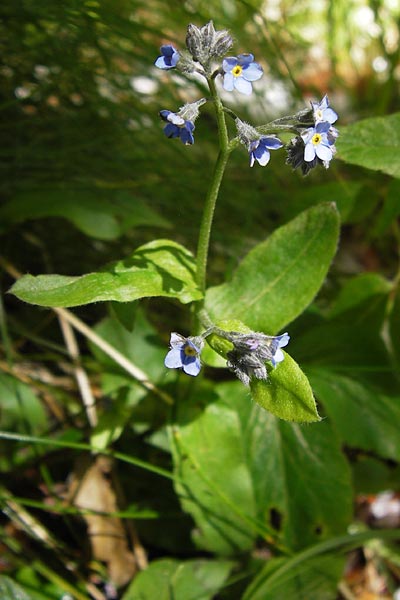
[311,94,338,125]
[222,54,263,95]
[249,136,283,167]
[155,45,180,69]
[164,332,203,376]
[301,121,334,164]
[269,332,290,367]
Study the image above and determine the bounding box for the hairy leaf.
[206,203,340,333]
[9,239,202,307]
[337,112,400,178]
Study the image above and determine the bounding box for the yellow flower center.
[312,133,322,145]
[184,344,197,357]
[232,65,243,77]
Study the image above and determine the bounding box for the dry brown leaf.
[67,454,146,587]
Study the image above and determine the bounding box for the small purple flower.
[155,44,180,70]
[222,54,263,95]
[164,332,203,376]
[301,121,334,164]
[249,136,283,167]
[311,94,338,125]
[160,110,195,145]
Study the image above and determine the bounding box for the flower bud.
[186,21,233,69]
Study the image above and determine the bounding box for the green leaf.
[389,286,400,368]
[243,554,344,600]
[250,353,320,422]
[0,373,48,433]
[0,189,170,240]
[328,272,391,318]
[122,558,233,600]
[310,371,400,461]
[172,381,352,555]
[9,239,202,307]
[337,112,400,178]
[206,203,340,333]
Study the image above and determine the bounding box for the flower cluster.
[164,327,289,386]
[154,22,339,174]
[286,95,339,174]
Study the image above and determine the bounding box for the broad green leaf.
[328,273,391,318]
[9,239,202,307]
[122,559,233,600]
[0,189,170,240]
[310,371,400,461]
[337,112,400,178]
[243,554,344,600]
[206,203,340,333]
[250,353,320,422]
[172,381,352,555]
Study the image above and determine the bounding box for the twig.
[58,312,98,427]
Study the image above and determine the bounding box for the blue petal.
[237,53,254,65]
[304,142,316,162]
[316,121,331,134]
[234,77,252,95]
[323,107,338,124]
[169,332,185,348]
[316,143,333,161]
[277,333,290,348]
[183,357,201,376]
[254,145,270,166]
[261,136,283,150]
[242,62,263,81]
[164,123,179,138]
[155,57,171,69]
[223,73,235,91]
[222,57,238,73]
[159,109,171,121]
[180,125,195,145]
[165,347,183,368]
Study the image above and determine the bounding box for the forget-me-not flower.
[301,121,334,164]
[249,136,283,167]
[160,110,195,145]
[164,332,203,376]
[155,45,180,69]
[222,54,263,95]
[311,94,338,125]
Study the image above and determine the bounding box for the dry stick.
[58,312,98,428]
[53,307,174,406]
[0,257,174,406]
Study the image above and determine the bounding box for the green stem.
[195,77,232,306]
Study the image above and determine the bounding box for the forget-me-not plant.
[154,21,339,385]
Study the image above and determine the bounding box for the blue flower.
[160,110,195,145]
[155,45,180,69]
[301,121,334,164]
[222,54,263,95]
[164,332,203,376]
[311,94,338,125]
[249,136,283,167]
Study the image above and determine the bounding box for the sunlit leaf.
[337,112,400,178]
[206,203,340,333]
[122,558,233,600]
[250,353,320,422]
[9,239,202,307]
